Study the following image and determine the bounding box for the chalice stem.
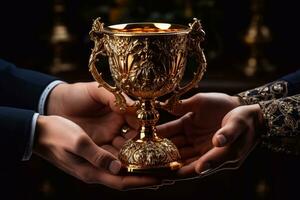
[137,100,160,140]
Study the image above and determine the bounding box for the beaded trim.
[237,81,288,105]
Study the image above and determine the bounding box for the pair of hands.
[33,82,264,190]
[34,82,160,190]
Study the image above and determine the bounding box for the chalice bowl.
[88,18,207,173]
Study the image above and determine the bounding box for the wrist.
[252,104,264,125]
[230,96,243,107]
[248,104,265,134]
[46,83,69,115]
[33,115,48,153]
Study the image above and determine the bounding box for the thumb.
[212,117,247,147]
[92,85,136,114]
[77,138,122,175]
[87,83,118,111]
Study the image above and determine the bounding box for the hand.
[41,82,162,189]
[34,115,161,190]
[46,82,137,156]
[157,93,241,178]
[187,104,264,175]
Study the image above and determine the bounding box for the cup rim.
[103,22,190,36]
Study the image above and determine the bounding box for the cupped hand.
[46,82,137,155]
[34,115,161,190]
[157,93,241,178]
[185,104,264,176]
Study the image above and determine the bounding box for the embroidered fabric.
[259,95,300,154]
[237,81,288,105]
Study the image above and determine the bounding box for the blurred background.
[0,0,300,199]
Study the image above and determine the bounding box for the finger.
[123,128,139,140]
[122,92,135,106]
[101,145,119,157]
[194,147,232,174]
[102,174,162,191]
[170,94,200,116]
[88,83,118,110]
[157,118,183,138]
[74,163,161,190]
[125,114,140,131]
[176,159,198,178]
[122,93,138,114]
[88,83,137,114]
[157,112,193,138]
[184,156,199,164]
[112,136,127,149]
[170,135,187,147]
[76,137,122,175]
[179,147,198,160]
[212,118,247,147]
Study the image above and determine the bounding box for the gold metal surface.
[121,125,130,136]
[88,18,207,173]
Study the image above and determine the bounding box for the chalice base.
[122,161,182,174]
[118,138,182,175]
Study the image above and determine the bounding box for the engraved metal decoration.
[89,18,207,173]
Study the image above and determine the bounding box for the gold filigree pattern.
[259,95,300,154]
[259,95,300,136]
[103,35,188,98]
[237,81,288,105]
[158,18,207,112]
[119,138,181,168]
[89,18,128,111]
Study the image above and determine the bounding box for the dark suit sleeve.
[0,59,58,162]
[280,69,300,96]
[0,59,57,111]
[0,107,35,162]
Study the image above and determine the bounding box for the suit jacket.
[281,69,300,96]
[0,59,56,162]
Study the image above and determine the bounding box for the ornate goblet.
[88,18,207,173]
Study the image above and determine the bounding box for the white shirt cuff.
[22,80,65,161]
[22,113,39,161]
[38,80,65,115]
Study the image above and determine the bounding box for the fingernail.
[216,134,227,146]
[109,160,122,175]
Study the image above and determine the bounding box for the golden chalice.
[88,18,206,173]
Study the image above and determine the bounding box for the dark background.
[0,0,300,199]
